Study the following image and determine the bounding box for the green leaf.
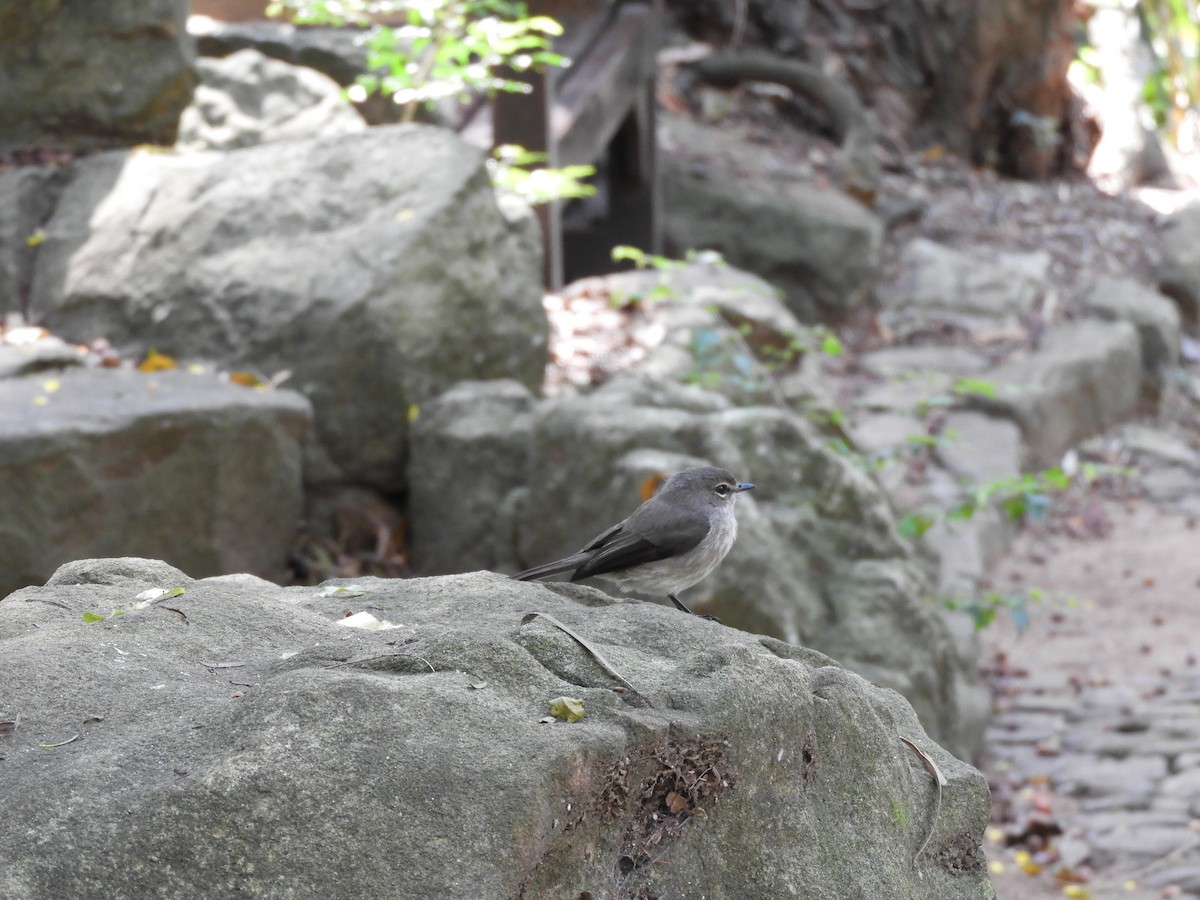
[1001,494,1028,520]
[897,512,935,540]
[952,377,998,399]
[821,333,844,356]
[82,612,107,623]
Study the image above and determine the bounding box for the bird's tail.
[512,554,590,582]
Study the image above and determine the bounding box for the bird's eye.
[715,484,731,497]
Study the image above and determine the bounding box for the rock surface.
[0,369,310,597]
[0,557,995,900]
[190,15,369,87]
[1082,276,1181,377]
[177,48,366,151]
[410,373,991,761]
[27,125,545,492]
[660,116,883,323]
[971,320,1142,469]
[1158,201,1200,333]
[0,1,197,150]
[0,166,69,317]
[886,239,1045,320]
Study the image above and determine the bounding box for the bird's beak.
[735,483,755,493]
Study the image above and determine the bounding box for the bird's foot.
[668,593,721,623]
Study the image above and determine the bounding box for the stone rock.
[1158,201,1200,333]
[924,506,1014,600]
[27,124,546,492]
[936,411,1024,486]
[0,166,70,316]
[190,15,369,87]
[1117,423,1200,469]
[856,369,956,414]
[0,338,85,379]
[969,320,1141,469]
[0,2,197,151]
[1142,865,1200,893]
[593,263,812,405]
[860,344,991,379]
[853,345,992,415]
[0,369,310,597]
[883,239,1044,320]
[850,412,922,460]
[491,375,988,759]
[1155,767,1200,811]
[1053,755,1167,802]
[407,379,538,575]
[177,49,366,151]
[0,559,995,900]
[1082,275,1180,376]
[661,118,883,323]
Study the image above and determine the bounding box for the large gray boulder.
[177,48,366,151]
[409,374,990,761]
[0,1,197,150]
[970,320,1142,468]
[0,558,995,900]
[26,125,546,492]
[661,116,883,323]
[0,368,310,597]
[1082,275,1180,378]
[1159,201,1200,333]
[883,239,1046,320]
[0,166,68,317]
[190,15,369,87]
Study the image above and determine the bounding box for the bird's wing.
[512,553,592,582]
[571,506,710,582]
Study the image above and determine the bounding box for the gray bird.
[513,466,755,616]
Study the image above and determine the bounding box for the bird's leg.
[668,593,721,623]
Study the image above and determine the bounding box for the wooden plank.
[552,4,659,168]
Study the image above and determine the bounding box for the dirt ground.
[981,496,1200,899]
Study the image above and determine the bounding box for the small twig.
[22,597,70,610]
[39,734,79,749]
[160,606,189,624]
[521,611,641,696]
[325,653,435,673]
[199,661,245,670]
[900,735,946,864]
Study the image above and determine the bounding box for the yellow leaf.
[1013,850,1041,876]
[1062,886,1091,899]
[186,363,206,375]
[548,696,585,722]
[229,371,265,388]
[985,827,1005,843]
[988,860,1004,875]
[42,378,61,393]
[407,403,420,423]
[25,229,46,247]
[923,144,946,161]
[138,350,178,373]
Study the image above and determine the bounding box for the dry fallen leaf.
[138,350,178,373]
[548,696,585,723]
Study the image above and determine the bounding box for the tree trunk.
[667,0,1081,179]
